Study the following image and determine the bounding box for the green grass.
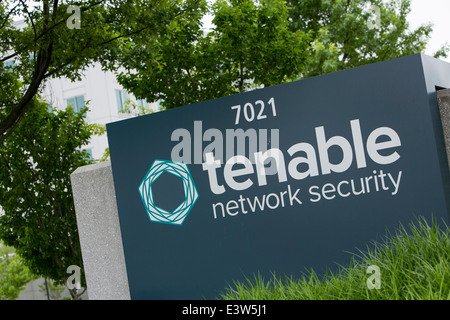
[220,216,450,300]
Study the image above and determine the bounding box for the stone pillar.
[437,88,450,172]
[70,161,130,300]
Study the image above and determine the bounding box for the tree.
[0,98,95,299]
[115,0,310,109]
[38,279,66,300]
[114,0,446,109]
[285,0,444,77]
[0,243,36,300]
[0,0,204,142]
[0,2,205,298]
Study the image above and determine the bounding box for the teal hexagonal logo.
[138,160,199,226]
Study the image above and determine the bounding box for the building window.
[67,95,86,113]
[115,89,128,111]
[84,148,93,160]
[137,98,149,109]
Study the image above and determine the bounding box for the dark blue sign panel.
[107,54,450,299]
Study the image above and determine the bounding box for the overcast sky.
[409,0,450,61]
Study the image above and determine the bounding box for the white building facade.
[41,64,158,161]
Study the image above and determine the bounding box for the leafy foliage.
[0,243,36,300]
[116,0,310,109]
[115,0,446,110]
[0,0,201,141]
[285,0,438,76]
[0,98,94,299]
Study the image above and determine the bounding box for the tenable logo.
[138,160,199,226]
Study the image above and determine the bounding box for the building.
[41,64,159,161]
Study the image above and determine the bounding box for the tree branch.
[0,0,181,141]
[0,39,53,143]
[0,3,20,30]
